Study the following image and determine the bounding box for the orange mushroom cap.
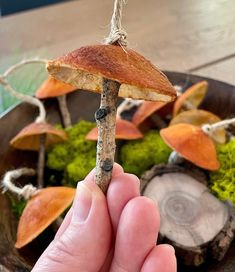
[10,122,68,151]
[15,186,76,248]
[173,81,208,116]
[170,109,226,144]
[36,76,77,99]
[47,45,176,103]
[160,123,220,170]
[132,101,167,126]
[86,118,143,140]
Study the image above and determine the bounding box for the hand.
[32,163,176,272]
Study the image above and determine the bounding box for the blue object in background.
[0,0,67,16]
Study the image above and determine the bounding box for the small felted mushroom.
[86,118,143,140]
[170,109,226,144]
[36,76,76,128]
[46,0,176,193]
[47,46,176,192]
[1,168,75,248]
[173,81,208,117]
[10,122,67,188]
[160,123,220,170]
[0,59,68,188]
[15,186,75,248]
[132,101,167,126]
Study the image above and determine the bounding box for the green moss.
[46,120,96,186]
[8,195,27,218]
[66,154,96,186]
[210,139,235,205]
[120,130,171,177]
[47,144,70,171]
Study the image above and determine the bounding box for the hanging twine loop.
[202,117,235,136]
[1,168,37,200]
[104,0,128,46]
[0,58,48,123]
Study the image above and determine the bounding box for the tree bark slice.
[57,95,72,128]
[141,164,235,266]
[37,133,46,188]
[95,78,120,193]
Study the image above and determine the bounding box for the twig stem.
[57,95,72,128]
[37,134,46,188]
[95,78,120,193]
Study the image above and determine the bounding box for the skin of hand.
[32,163,176,272]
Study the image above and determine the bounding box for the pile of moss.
[47,120,96,187]
[210,139,235,205]
[120,130,171,177]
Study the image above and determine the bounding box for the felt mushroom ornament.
[0,59,68,188]
[1,168,75,248]
[36,76,77,128]
[161,114,235,170]
[131,100,176,130]
[47,0,176,192]
[86,101,143,140]
[170,109,226,144]
[160,123,220,170]
[173,80,208,117]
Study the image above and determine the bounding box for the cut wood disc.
[141,165,235,266]
[144,172,228,247]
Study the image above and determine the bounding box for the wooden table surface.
[1,0,235,84]
[0,0,234,271]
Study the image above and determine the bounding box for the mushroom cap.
[36,76,77,99]
[173,81,208,116]
[10,122,68,151]
[160,123,220,170]
[132,101,167,126]
[15,186,76,248]
[86,118,143,140]
[170,109,226,144]
[47,45,176,102]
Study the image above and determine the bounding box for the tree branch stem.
[95,78,120,193]
[37,134,46,188]
[57,95,72,128]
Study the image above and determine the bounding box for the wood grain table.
[0,0,234,271]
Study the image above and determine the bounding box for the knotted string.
[1,168,37,200]
[104,0,127,46]
[202,117,235,136]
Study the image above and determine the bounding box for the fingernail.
[72,183,92,223]
[161,244,175,255]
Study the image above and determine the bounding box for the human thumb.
[32,180,112,272]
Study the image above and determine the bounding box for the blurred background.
[0,0,72,16]
[0,0,235,114]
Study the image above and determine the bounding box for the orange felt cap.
[47,45,176,103]
[173,81,208,116]
[36,76,77,99]
[10,122,68,151]
[160,123,220,170]
[86,118,143,140]
[170,109,226,144]
[132,101,167,126]
[15,186,76,248]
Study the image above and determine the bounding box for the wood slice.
[141,165,235,266]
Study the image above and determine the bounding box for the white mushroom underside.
[48,65,172,102]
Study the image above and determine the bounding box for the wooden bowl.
[0,72,234,271]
